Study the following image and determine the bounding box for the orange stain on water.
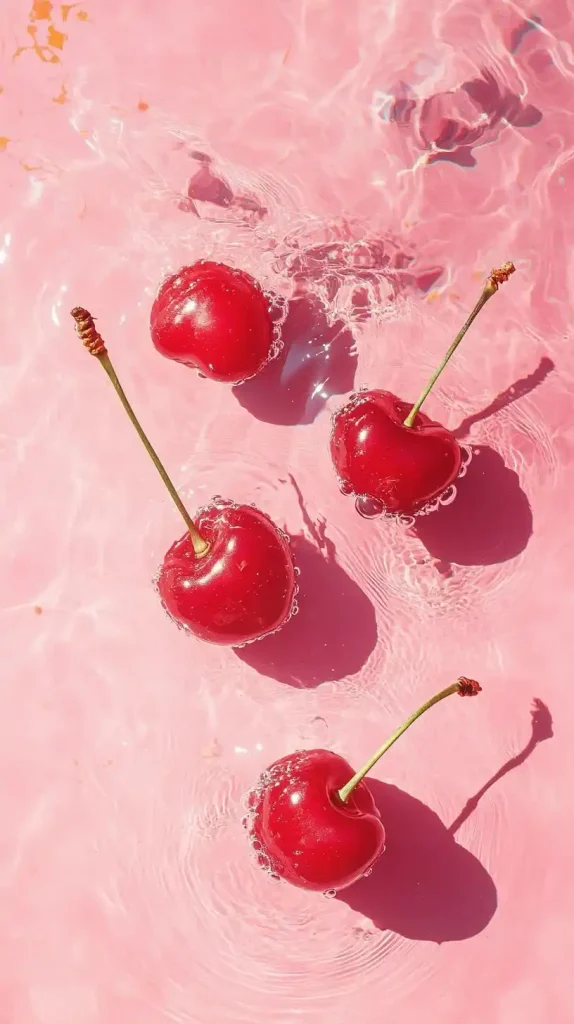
[61,3,88,19]
[0,137,10,152]
[15,1,85,62]
[14,24,61,62]
[30,0,53,19]
[47,24,67,48]
[53,84,68,103]
[137,101,149,111]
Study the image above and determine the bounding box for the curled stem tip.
[488,261,515,291]
[457,676,482,696]
[71,307,107,358]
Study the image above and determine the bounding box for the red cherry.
[331,389,461,516]
[247,677,482,892]
[248,749,385,891]
[331,263,515,518]
[150,261,275,384]
[158,502,295,646]
[71,308,296,646]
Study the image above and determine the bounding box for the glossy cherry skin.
[247,749,385,891]
[157,503,296,646]
[150,261,274,384]
[331,389,462,516]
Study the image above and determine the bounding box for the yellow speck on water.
[77,9,88,19]
[426,289,441,302]
[0,137,9,152]
[30,0,53,19]
[47,24,66,48]
[53,83,67,103]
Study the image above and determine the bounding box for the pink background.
[1,1,573,1021]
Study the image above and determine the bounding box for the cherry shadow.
[233,292,357,426]
[394,67,542,168]
[275,237,442,310]
[509,15,543,53]
[454,356,554,439]
[338,699,552,941]
[414,445,533,568]
[180,151,267,221]
[235,232,443,426]
[462,70,542,129]
[235,532,378,688]
[449,698,553,834]
[338,780,497,942]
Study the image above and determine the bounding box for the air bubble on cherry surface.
[355,494,385,519]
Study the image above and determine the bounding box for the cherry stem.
[70,307,210,558]
[337,676,481,804]
[403,262,516,428]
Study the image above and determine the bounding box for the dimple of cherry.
[331,262,515,518]
[150,261,276,384]
[247,677,481,892]
[71,307,296,646]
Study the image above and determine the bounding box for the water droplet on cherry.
[339,479,354,495]
[439,484,457,506]
[355,494,385,518]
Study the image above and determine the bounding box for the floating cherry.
[71,307,296,646]
[150,261,276,384]
[247,677,481,891]
[331,263,515,517]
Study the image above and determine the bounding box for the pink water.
[1,1,573,1021]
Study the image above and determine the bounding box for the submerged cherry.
[150,261,275,384]
[331,262,515,517]
[247,677,481,891]
[71,307,296,646]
